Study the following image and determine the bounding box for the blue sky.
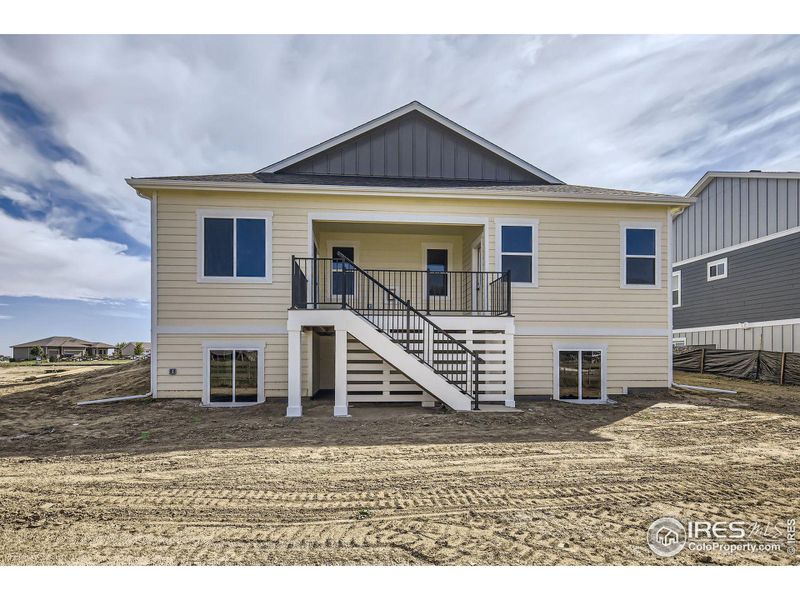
[1,35,799,354]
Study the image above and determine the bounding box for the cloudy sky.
[1,35,799,353]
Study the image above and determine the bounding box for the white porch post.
[334,326,349,417]
[287,327,303,417]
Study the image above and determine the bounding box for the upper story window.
[707,257,727,281]
[198,210,273,282]
[496,219,538,286]
[621,223,660,288]
[672,271,681,308]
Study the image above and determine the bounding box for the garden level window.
[497,221,537,285]
[707,258,727,281]
[199,212,272,281]
[556,349,605,402]
[204,346,264,405]
[623,226,658,287]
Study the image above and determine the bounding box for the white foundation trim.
[674,318,800,334]
[156,325,287,335]
[516,326,668,337]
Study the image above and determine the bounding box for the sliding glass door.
[208,348,261,404]
[557,349,603,401]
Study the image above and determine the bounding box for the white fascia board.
[255,101,564,184]
[687,170,800,198]
[126,178,692,207]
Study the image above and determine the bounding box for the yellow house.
[127,101,692,416]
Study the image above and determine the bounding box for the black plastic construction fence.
[673,347,800,386]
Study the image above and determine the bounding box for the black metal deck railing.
[291,255,504,409]
[291,257,511,316]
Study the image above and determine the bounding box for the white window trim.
[495,218,539,288]
[552,343,608,403]
[707,257,728,282]
[201,341,265,406]
[672,270,681,308]
[620,222,661,289]
[197,209,273,283]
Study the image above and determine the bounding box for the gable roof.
[12,336,113,349]
[688,170,800,198]
[258,101,563,184]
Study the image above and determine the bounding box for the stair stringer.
[342,311,473,411]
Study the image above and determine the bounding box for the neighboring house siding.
[154,189,671,397]
[282,111,541,182]
[679,325,800,353]
[674,176,800,263]
[674,231,800,329]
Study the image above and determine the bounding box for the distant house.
[11,337,114,361]
[120,342,151,357]
[672,171,800,351]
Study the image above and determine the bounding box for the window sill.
[621,283,660,290]
[197,276,273,283]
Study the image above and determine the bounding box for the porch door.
[332,246,355,303]
[426,248,448,312]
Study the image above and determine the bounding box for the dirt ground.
[0,361,798,565]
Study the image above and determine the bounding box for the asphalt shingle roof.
[129,172,688,201]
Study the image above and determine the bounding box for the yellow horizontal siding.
[155,333,310,399]
[514,335,669,396]
[156,189,669,329]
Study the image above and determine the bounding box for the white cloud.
[0,35,797,217]
[0,185,41,209]
[0,35,797,312]
[0,211,149,301]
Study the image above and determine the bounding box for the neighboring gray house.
[11,337,114,360]
[672,171,800,351]
[120,342,151,357]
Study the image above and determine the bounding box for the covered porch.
[293,217,511,316]
[286,215,515,417]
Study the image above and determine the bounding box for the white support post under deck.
[334,326,349,417]
[287,327,302,417]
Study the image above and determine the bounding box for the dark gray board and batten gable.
[260,101,560,184]
[279,111,543,182]
[674,174,800,263]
